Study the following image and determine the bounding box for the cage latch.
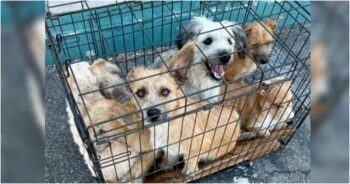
[96,137,109,145]
[203,103,214,111]
[62,58,71,78]
[56,34,63,53]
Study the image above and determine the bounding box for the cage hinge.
[46,42,54,51]
[46,34,63,55]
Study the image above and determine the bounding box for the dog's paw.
[133,177,143,183]
[120,174,131,183]
[121,174,143,183]
[257,130,271,137]
[181,166,198,176]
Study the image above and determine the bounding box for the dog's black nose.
[286,120,293,125]
[219,52,231,64]
[260,58,269,64]
[147,108,161,122]
[259,54,271,64]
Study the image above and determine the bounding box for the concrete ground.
[45,65,310,183]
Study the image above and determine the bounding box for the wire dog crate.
[46,1,310,183]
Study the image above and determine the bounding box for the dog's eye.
[272,103,281,108]
[136,89,146,98]
[160,88,170,97]
[227,38,232,45]
[252,43,259,48]
[203,37,213,45]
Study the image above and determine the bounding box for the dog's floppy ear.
[264,18,278,31]
[259,79,274,93]
[169,41,196,85]
[175,27,196,49]
[175,17,205,49]
[126,69,136,81]
[243,24,253,35]
[232,25,247,59]
[99,82,132,104]
[222,20,247,59]
[260,76,287,93]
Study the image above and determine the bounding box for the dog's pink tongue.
[211,64,224,78]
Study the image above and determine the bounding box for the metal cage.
[46,1,310,183]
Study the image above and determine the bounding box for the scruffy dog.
[67,59,149,182]
[67,59,129,138]
[223,77,294,137]
[67,59,125,115]
[153,16,246,103]
[224,18,279,81]
[70,43,240,181]
[87,98,152,183]
[132,41,240,176]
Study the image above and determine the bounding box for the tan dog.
[223,77,294,137]
[67,59,125,121]
[98,139,138,182]
[88,99,153,183]
[127,41,241,176]
[224,19,279,81]
[67,59,131,134]
[67,59,151,182]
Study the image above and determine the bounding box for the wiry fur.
[223,77,294,137]
[153,16,246,103]
[224,19,279,81]
[131,41,241,175]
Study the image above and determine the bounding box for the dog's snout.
[219,52,231,64]
[259,54,271,64]
[259,55,271,64]
[146,108,161,122]
[260,58,268,64]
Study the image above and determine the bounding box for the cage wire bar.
[46,1,310,183]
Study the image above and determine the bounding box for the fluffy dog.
[67,59,125,117]
[224,18,279,81]
[153,16,246,103]
[98,139,138,182]
[131,41,241,175]
[67,58,131,125]
[67,59,151,182]
[88,99,153,183]
[68,59,155,182]
[223,77,294,137]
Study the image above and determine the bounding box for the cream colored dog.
[153,16,246,103]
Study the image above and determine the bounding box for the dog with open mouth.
[153,16,246,103]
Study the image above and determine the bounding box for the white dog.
[153,16,246,103]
